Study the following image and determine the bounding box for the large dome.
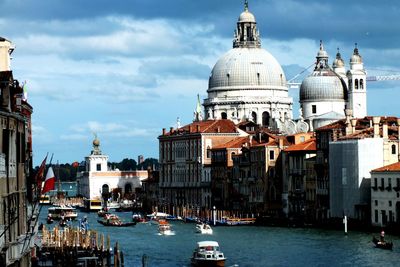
[208,48,287,91]
[300,70,347,101]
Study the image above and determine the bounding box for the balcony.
[393,186,400,192]
[378,186,385,191]
[386,185,392,191]
[371,185,378,191]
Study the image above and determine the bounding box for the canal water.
[39,206,400,267]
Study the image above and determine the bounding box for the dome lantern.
[233,0,261,48]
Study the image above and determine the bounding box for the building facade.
[0,37,34,267]
[370,162,400,227]
[77,137,148,202]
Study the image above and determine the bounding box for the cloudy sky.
[1,0,400,165]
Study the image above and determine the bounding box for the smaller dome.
[300,70,347,101]
[333,50,345,68]
[350,45,362,64]
[238,10,256,23]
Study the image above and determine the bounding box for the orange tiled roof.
[162,119,238,136]
[284,138,316,152]
[212,137,249,149]
[371,161,400,172]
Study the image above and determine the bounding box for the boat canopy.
[197,241,219,248]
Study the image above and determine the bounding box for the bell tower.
[346,43,367,118]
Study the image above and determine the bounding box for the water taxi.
[196,223,213,235]
[97,214,136,227]
[158,220,175,235]
[191,241,226,267]
[47,206,78,221]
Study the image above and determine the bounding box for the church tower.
[85,135,109,172]
[346,44,367,118]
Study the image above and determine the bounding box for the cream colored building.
[370,162,400,227]
[77,137,148,202]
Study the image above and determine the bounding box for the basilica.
[157,1,397,228]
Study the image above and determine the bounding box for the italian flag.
[42,166,55,194]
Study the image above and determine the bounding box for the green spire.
[244,0,249,11]
[194,94,203,121]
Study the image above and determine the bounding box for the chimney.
[345,109,353,135]
[397,118,400,138]
[217,126,220,133]
[189,125,192,133]
[162,128,166,135]
[258,132,262,143]
[170,127,174,134]
[373,116,381,138]
[351,119,357,134]
[383,123,388,139]
[197,125,201,132]
[278,138,284,149]
[249,135,253,145]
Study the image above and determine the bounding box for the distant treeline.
[33,158,159,181]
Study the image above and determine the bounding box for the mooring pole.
[343,215,348,235]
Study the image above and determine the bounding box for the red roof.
[371,161,400,172]
[284,138,316,152]
[162,119,238,136]
[212,137,249,149]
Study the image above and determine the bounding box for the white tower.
[85,135,109,172]
[346,44,367,118]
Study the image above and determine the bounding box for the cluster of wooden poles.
[38,225,124,267]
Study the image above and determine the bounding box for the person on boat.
[380,230,385,243]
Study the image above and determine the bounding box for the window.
[269,150,275,160]
[374,210,378,223]
[206,146,211,158]
[374,178,378,187]
[381,178,384,188]
[355,79,359,89]
[221,112,227,119]
[375,200,378,206]
[389,200,392,207]
[392,144,396,154]
[96,163,101,171]
[360,79,364,89]
[312,105,317,114]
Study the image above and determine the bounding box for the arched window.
[251,111,257,124]
[355,79,359,89]
[221,112,227,119]
[392,144,396,155]
[360,79,364,89]
[262,111,270,126]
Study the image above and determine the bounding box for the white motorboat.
[158,220,175,235]
[47,206,78,221]
[196,223,213,234]
[191,241,226,267]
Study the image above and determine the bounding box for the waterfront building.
[300,42,367,130]
[77,137,148,204]
[203,2,295,132]
[370,161,400,227]
[210,136,249,210]
[282,137,317,222]
[158,119,247,214]
[0,37,34,266]
[318,115,400,221]
[141,169,160,213]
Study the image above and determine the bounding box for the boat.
[97,209,110,217]
[46,215,54,224]
[158,220,175,235]
[372,236,393,250]
[132,212,147,223]
[39,195,51,205]
[59,219,68,227]
[191,241,226,267]
[47,206,78,221]
[83,199,102,211]
[217,217,256,226]
[97,214,137,227]
[196,223,213,235]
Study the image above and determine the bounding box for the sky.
[1,0,400,165]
